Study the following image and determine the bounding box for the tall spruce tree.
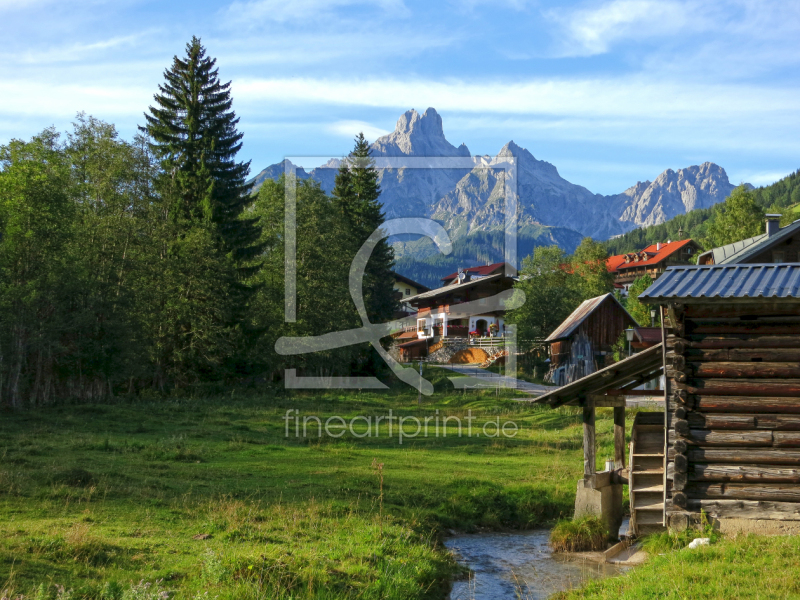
[333,133,397,325]
[141,37,260,385]
[141,36,262,274]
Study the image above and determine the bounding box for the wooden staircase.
[629,412,667,536]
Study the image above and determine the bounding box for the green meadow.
[1,367,624,599]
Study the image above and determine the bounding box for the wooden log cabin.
[536,263,800,537]
[639,263,800,533]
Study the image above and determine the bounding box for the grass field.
[0,366,628,599]
[554,535,800,600]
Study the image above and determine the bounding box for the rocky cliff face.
[614,162,737,229]
[249,108,741,250]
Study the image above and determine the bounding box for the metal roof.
[545,293,635,342]
[638,264,800,303]
[718,219,800,264]
[534,343,664,408]
[697,233,767,265]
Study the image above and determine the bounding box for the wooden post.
[583,399,596,479]
[614,406,625,470]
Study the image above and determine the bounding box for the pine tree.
[141,36,262,273]
[140,37,261,386]
[332,133,397,324]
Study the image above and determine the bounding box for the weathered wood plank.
[774,432,800,448]
[689,323,800,335]
[668,335,800,350]
[690,362,800,379]
[694,396,800,414]
[687,448,800,465]
[583,404,595,478]
[684,429,773,446]
[686,348,800,363]
[614,406,625,470]
[679,379,800,397]
[692,464,800,483]
[688,413,800,430]
[686,499,800,520]
[686,483,800,503]
[685,304,800,319]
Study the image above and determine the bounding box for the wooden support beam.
[605,389,664,397]
[587,394,626,407]
[614,406,625,470]
[583,400,596,479]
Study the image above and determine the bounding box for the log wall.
[665,301,800,523]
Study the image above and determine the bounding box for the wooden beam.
[686,483,800,503]
[695,396,800,414]
[614,406,625,470]
[669,335,800,350]
[605,389,664,396]
[692,464,800,484]
[683,429,773,446]
[687,499,800,520]
[678,379,800,397]
[583,401,596,478]
[687,448,800,465]
[691,362,800,379]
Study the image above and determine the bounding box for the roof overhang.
[534,343,664,408]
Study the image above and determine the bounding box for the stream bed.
[445,530,626,600]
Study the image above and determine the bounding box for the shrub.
[549,516,609,552]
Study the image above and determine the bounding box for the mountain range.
[250,107,742,286]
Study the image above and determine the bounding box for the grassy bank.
[0,367,624,599]
[554,535,800,600]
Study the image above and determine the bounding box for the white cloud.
[234,75,800,122]
[224,0,407,26]
[547,0,704,57]
[7,33,151,65]
[327,120,390,141]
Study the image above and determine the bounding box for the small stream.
[445,530,625,600]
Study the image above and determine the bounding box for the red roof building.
[440,262,516,285]
[606,239,702,293]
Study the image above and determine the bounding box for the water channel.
[446,529,626,600]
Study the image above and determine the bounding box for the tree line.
[0,38,395,408]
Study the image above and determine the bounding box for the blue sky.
[1,0,799,194]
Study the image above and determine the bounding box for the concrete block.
[574,478,624,538]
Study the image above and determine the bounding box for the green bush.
[549,515,609,552]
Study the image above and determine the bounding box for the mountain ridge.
[249,107,743,283]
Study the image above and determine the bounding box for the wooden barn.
[546,293,638,385]
[535,263,800,538]
[640,263,800,534]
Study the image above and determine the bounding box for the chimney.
[766,214,781,236]
[656,242,662,251]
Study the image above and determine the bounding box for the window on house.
[479,298,487,306]
[773,251,786,264]
[405,288,411,295]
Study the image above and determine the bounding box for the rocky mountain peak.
[395,107,444,138]
[372,107,470,158]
